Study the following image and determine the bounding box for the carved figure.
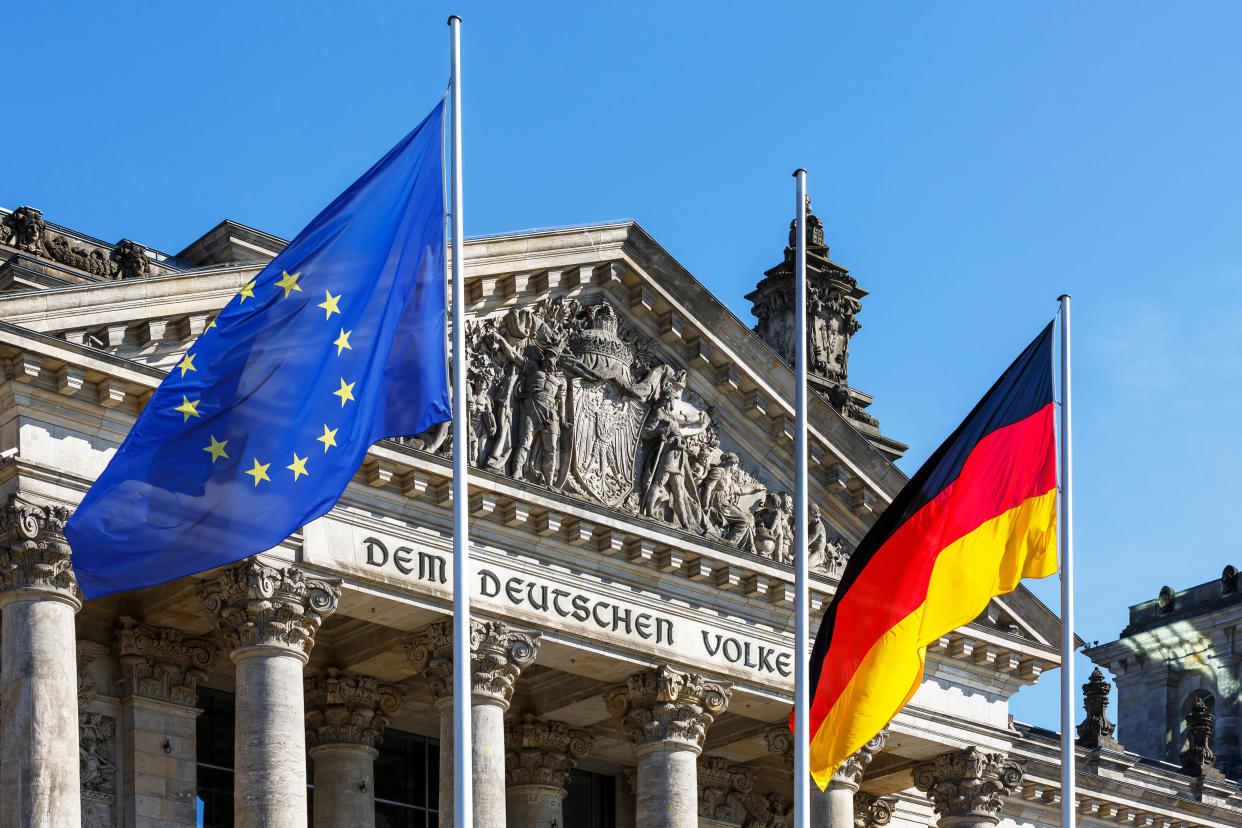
[701,453,764,552]
[466,372,497,466]
[639,373,709,532]
[807,504,848,574]
[504,341,568,487]
[754,493,791,562]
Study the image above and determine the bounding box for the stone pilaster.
[912,746,1025,828]
[505,713,592,828]
[604,664,731,828]
[0,494,81,827]
[304,668,403,828]
[199,559,340,828]
[115,617,217,828]
[406,619,540,828]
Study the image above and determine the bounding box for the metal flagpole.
[1058,294,1075,828]
[793,169,811,828]
[448,15,472,828]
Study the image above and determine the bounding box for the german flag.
[803,322,1058,786]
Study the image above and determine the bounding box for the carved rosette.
[853,792,897,828]
[696,756,754,822]
[304,668,403,751]
[831,727,889,790]
[764,724,795,773]
[198,559,340,660]
[115,617,216,706]
[405,619,540,709]
[911,747,1025,826]
[504,713,593,792]
[603,664,731,755]
[0,494,78,604]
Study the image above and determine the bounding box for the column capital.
[603,664,731,754]
[198,559,340,661]
[0,493,78,606]
[405,619,540,709]
[831,727,889,790]
[854,791,898,828]
[504,713,593,790]
[912,746,1024,826]
[697,756,754,823]
[764,723,795,772]
[304,667,404,751]
[115,616,217,706]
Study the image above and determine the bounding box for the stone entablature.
[115,617,216,705]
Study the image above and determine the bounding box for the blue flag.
[67,102,450,599]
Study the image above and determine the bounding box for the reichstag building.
[0,203,1240,827]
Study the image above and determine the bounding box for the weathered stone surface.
[304,667,403,750]
[912,746,1024,828]
[853,791,897,828]
[505,714,592,828]
[115,617,216,706]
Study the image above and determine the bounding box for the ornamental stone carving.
[853,791,897,828]
[504,713,592,789]
[78,641,117,827]
[198,559,340,659]
[833,727,889,789]
[304,668,403,750]
[1,207,155,280]
[764,724,795,772]
[115,617,216,706]
[741,792,793,828]
[1,206,47,253]
[1076,666,1118,749]
[405,619,540,708]
[808,503,849,576]
[110,239,150,280]
[603,664,731,754]
[911,746,1025,826]
[697,756,754,822]
[1181,697,1225,779]
[0,493,77,601]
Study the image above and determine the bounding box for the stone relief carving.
[604,664,731,752]
[697,756,754,822]
[115,617,216,706]
[1181,697,1224,779]
[833,727,889,788]
[78,641,117,828]
[1,206,154,280]
[741,792,792,828]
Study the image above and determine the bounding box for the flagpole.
[793,169,811,828]
[1058,294,1075,828]
[448,15,472,828]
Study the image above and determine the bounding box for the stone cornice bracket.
[0,493,78,607]
[911,746,1025,826]
[115,616,217,706]
[405,619,541,709]
[198,559,341,662]
[304,667,404,751]
[504,713,593,790]
[832,727,890,790]
[603,664,731,755]
[853,791,898,828]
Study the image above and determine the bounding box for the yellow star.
[203,435,229,463]
[177,353,197,377]
[275,270,302,298]
[206,316,218,330]
[318,290,342,319]
[286,452,309,481]
[245,458,271,486]
[317,424,338,452]
[238,280,256,303]
[173,395,201,422]
[333,328,352,355]
[333,378,356,407]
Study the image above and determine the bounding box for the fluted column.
[305,668,403,828]
[200,559,340,828]
[0,496,81,827]
[115,617,217,827]
[505,713,592,828]
[407,619,541,828]
[912,746,1025,828]
[817,729,888,827]
[604,664,731,828]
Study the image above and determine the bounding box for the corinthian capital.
[854,791,898,828]
[831,727,889,789]
[912,746,1024,826]
[115,617,216,705]
[304,668,403,750]
[0,494,77,603]
[504,713,592,790]
[405,619,540,709]
[198,559,340,660]
[603,664,731,754]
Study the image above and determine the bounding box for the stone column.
[604,664,732,828]
[505,713,592,828]
[817,729,889,827]
[199,559,340,828]
[0,496,81,827]
[304,668,404,828]
[406,619,541,828]
[115,616,217,827]
[912,746,1025,828]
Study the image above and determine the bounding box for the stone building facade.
[0,203,1239,827]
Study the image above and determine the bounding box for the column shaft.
[636,749,697,827]
[234,649,309,825]
[474,702,507,828]
[310,743,377,828]
[814,782,854,827]
[506,784,563,828]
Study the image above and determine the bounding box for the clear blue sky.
[11,2,1242,733]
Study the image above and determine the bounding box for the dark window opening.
[562,769,616,828]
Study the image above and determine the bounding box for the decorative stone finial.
[304,668,403,750]
[1181,698,1225,779]
[854,791,898,828]
[1076,667,1118,749]
[405,619,540,709]
[198,559,340,660]
[831,727,890,790]
[504,714,592,790]
[0,494,77,604]
[603,664,731,754]
[115,617,216,706]
[911,746,1025,826]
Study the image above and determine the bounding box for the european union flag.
[67,102,450,599]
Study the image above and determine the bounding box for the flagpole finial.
[793,168,807,177]
[447,14,461,25]
[1058,293,1071,300]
